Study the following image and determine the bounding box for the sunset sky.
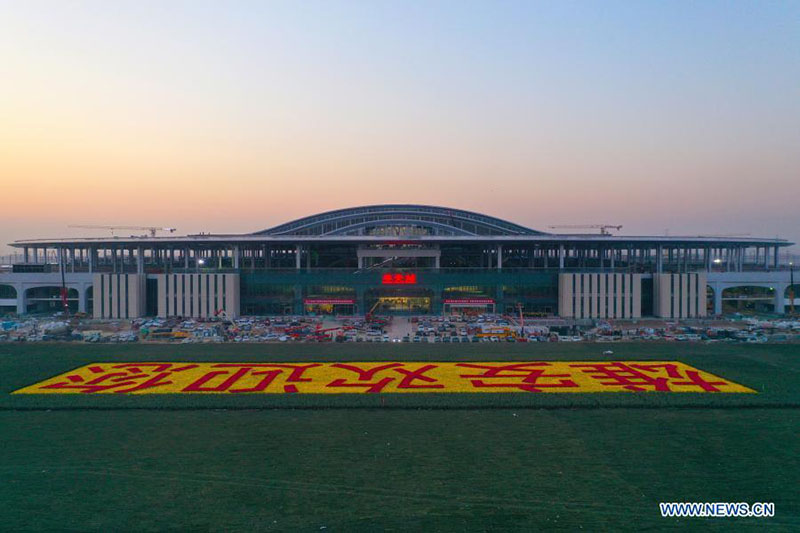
[1,1,798,254]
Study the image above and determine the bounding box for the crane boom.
[69,225,176,237]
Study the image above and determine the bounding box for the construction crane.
[69,225,176,238]
[548,224,622,236]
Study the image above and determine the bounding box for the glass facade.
[237,271,557,316]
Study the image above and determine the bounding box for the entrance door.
[366,288,433,315]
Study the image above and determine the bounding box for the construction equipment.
[69,225,176,238]
[365,299,384,323]
[548,225,622,236]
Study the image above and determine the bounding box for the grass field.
[1,342,799,530]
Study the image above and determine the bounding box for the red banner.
[443,298,495,305]
[303,299,355,305]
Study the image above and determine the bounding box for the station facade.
[1,205,796,318]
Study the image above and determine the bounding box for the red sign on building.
[303,298,355,305]
[382,273,417,285]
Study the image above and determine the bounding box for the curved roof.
[254,204,546,237]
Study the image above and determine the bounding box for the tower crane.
[548,224,622,236]
[68,225,177,238]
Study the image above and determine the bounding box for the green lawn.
[1,343,798,530]
[1,409,798,530]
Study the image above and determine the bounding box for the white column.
[773,284,786,314]
[78,286,87,313]
[16,285,26,315]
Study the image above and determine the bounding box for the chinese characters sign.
[14,361,753,394]
[382,273,417,285]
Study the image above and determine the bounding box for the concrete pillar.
[233,246,240,269]
[137,246,144,274]
[295,245,302,269]
[78,286,87,313]
[774,284,787,314]
[713,284,723,315]
[16,285,26,315]
[496,245,502,270]
[559,244,565,269]
[23,247,29,263]
[185,248,190,269]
